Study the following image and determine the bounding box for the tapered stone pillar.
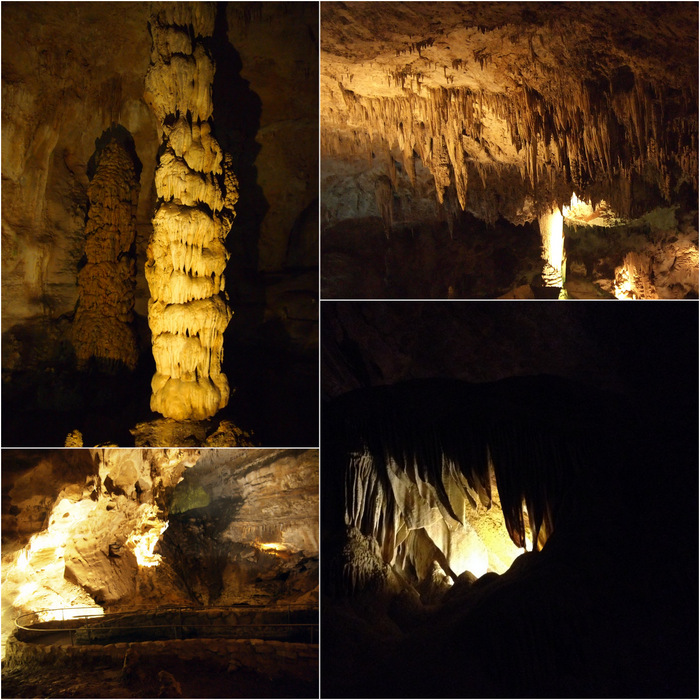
[73,139,139,371]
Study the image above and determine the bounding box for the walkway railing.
[15,604,319,646]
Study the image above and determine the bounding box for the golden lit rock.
[145,2,234,421]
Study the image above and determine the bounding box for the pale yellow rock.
[150,375,226,421]
[148,296,231,339]
[152,2,216,40]
[145,4,234,421]
[152,202,227,247]
[144,47,215,126]
[154,150,224,211]
[167,118,223,175]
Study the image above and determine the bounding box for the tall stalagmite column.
[144,2,237,421]
[73,139,139,371]
[538,208,566,289]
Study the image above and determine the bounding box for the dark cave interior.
[321,301,699,698]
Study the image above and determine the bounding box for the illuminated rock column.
[144,3,238,421]
[73,139,139,370]
[538,208,566,289]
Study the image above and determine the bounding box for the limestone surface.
[72,139,139,369]
[321,2,698,298]
[144,2,236,421]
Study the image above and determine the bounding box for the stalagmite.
[144,3,238,421]
[538,208,565,289]
[73,139,139,370]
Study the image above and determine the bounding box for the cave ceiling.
[321,2,699,226]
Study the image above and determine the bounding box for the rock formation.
[1,3,318,446]
[325,377,599,596]
[1,448,318,651]
[320,321,698,698]
[321,2,699,297]
[144,3,237,421]
[72,137,140,370]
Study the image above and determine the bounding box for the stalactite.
[73,138,139,371]
[331,378,595,586]
[322,70,697,220]
[144,2,235,421]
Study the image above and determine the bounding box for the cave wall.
[1,447,319,654]
[1,1,318,373]
[1,2,156,341]
[320,1,699,298]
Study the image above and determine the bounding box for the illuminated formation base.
[144,2,238,421]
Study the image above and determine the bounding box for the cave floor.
[1,659,316,698]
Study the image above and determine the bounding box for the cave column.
[538,208,566,292]
[73,138,139,371]
[144,2,238,421]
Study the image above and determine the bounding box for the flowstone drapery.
[326,377,609,593]
[73,139,139,371]
[144,2,238,421]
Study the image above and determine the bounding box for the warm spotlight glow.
[460,471,534,575]
[457,547,489,578]
[254,542,293,554]
[126,505,169,567]
[36,607,104,623]
[613,252,658,299]
[562,193,624,227]
[538,207,565,287]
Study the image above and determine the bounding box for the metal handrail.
[14,605,319,645]
[15,603,317,631]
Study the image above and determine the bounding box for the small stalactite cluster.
[323,71,697,221]
[144,2,238,421]
[73,139,139,371]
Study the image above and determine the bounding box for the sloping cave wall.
[321,302,699,697]
[320,2,699,298]
[1,447,318,657]
[1,1,318,446]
